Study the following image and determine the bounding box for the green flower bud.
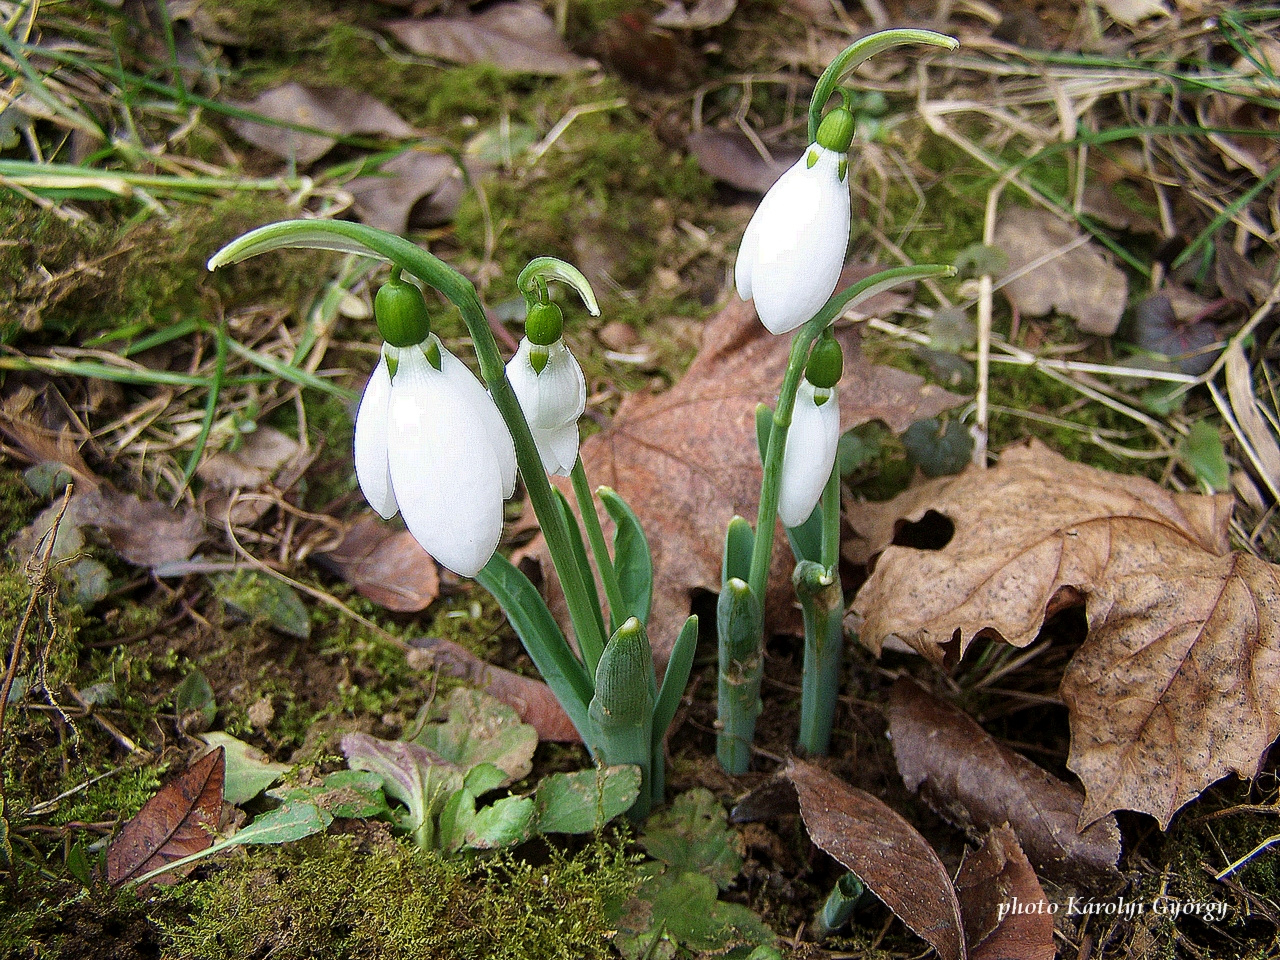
[815,104,855,155]
[805,331,844,389]
[374,273,431,348]
[525,301,564,347]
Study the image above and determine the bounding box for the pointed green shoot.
[722,515,755,585]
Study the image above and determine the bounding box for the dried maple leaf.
[955,825,1055,960]
[107,748,225,888]
[526,284,963,659]
[888,679,1120,885]
[850,440,1280,828]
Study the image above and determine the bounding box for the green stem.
[796,559,844,757]
[716,578,764,774]
[570,459,628,633]
[747,328,817,603]
[798,465,844,754]
[820,459,841,570]
[807,29,958,142]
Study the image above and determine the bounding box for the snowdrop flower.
[354,273,516,578]
[777,333,843,527]
[506,301,586,477]
[735,105,855,335]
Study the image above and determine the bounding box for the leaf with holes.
[849,440,1280,827]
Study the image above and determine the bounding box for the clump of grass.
[159,832,638,960]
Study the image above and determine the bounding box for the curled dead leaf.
[888,678,1120,885]
[851,440,1280,828]
[348,151,462,234]
[316,513,439,613]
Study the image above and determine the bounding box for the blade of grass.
[178,322,228,497]
[224,340,356,401]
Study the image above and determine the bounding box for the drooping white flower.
[354,336,516,578]
[735,146,851,335]
[506,336,586,477]
[735,106,855,336]
[777,379,840,528]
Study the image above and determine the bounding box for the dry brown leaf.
[317,513,440,613]
[229,83,415,165]
[406,637,580,742]
[785,758,967,960]
[348,150,462,234]
[196,426,303,491]
[1062,550,1280,826]
[197,426,314,527]
[850,440,1280,827]
[653,0,737,29]
[525,280,963,659]
[385,3,594,76]
[685,130,792,194]
[1225,339,1280,502]
[955,825,1055,960]
[107,748,225,888]
[888,678,1120,885]
[995,207,1128,336]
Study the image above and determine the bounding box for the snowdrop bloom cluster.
[735,105,855,335]
[506,301,587,476]
[354,273,515,578]
[777,333,843,527]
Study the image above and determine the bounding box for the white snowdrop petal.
[439,340,517,498]
[777,382,840,528]
[387,348,506,578]
[735,147,851,335]
[507,338,586,430]
[532,420,580,477]
[353,349,399,519]
[534,340,587,428]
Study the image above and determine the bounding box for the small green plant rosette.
[374,271,431,348]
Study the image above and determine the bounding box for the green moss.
[452,89,713,302]
[0,191,331,346]
[160,833,638,960]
